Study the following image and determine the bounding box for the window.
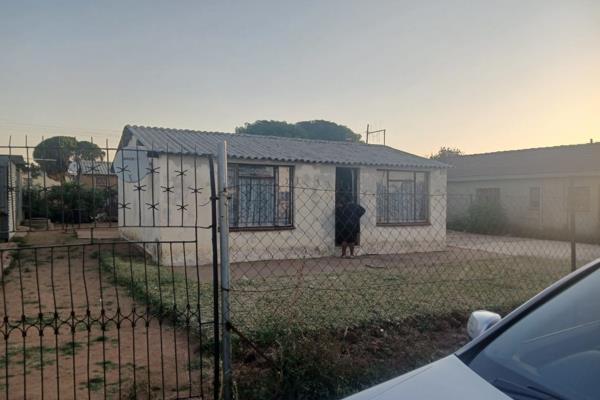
[95,176,108,186]
[568,186,590,212]
[476,188,500,204]
[228,164,293,229]
[376,171,428,225]
[529,187,541,210]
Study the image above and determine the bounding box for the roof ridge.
[123,125,448,168]
[126,124,393,148]
[449,141,600,158]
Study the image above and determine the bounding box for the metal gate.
[0,140,221,399]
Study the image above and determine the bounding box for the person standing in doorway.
[335,199,366,258]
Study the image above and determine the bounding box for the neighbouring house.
[116,125,448,265]
[446,142,600,241]
[68,160,118,188]
[0,155,25,241]
[64,160,119,221]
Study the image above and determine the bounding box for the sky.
[1,0,599,157]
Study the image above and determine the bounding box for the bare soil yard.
[0,231,211,400]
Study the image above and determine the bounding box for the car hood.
[342,355,511,400]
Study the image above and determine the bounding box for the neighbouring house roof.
[446,142,600,181]
[120,125,447,169]
[0,155,26,167]
[68,160,115,176]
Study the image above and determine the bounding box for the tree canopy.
[430,146,464,161]
[235,120,361,142]
[33,136,105,179]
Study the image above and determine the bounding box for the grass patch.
[0,345,56,371]
[95,360,117,371]
[82,376,104,392]
[100,252,569,336]
[58,341,82,357]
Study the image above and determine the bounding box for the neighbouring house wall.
[447,176,600,240]
[79,174,118,189]
[119,153,448,265]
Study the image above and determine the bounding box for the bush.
[22,183,116,224]
[451,200,507,235]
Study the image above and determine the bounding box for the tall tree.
[236,120,361,142]
[75,140,105,161]
[33,136,104,180]
[296,120,361,142]
[430,146,464,161]
[235,120,304,138]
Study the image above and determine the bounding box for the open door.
[335,167,359,246]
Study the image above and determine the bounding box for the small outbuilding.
[0,155,25,241]
[116,126,448,265]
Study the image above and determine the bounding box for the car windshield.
[467,267,600,400]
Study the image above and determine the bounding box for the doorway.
[335,167,359,246]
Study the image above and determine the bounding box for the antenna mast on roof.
[365,124,386,145]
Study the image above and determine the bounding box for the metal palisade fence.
[0,138,221,399]
[1,137,599,399]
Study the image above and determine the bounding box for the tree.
[76,140,105,161]
[236,120,361,142]
[296,120,361,142]
[33,136,104,180]
[235,120,305,138]
[430,146,463,161]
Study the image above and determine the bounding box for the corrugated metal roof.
[447,142,600,181]
[0,155,26,166]
[71,160,115,175]
[120,125,446,169]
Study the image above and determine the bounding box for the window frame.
[376,169,430,226]
[228,163,295,231]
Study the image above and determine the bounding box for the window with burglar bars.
[228,164,293,229]
[376,170,428,224]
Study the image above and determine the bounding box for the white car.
[344,259,600,400]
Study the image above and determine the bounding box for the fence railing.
[1,139,221,399]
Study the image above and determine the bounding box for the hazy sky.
[1,0,599,156]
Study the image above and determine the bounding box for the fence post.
[217,141,232,400]
[568,182,576,272]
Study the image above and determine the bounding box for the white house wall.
[119,154,448,266]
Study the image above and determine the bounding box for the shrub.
[22,183,115,223]
[465,200,507,234]
[449,200,508,235]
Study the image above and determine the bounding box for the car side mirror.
[467,310,501,339]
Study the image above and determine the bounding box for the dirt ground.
[0,230,213,399]
[233,313,471,400]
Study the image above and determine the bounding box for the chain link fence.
[224,181,600,398]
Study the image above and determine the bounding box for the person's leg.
[349,243,354,257]
[341,241,347,257]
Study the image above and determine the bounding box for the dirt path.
[0,231,213,399]
[447,230,600,265]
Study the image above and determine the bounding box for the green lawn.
[100,252,570,337]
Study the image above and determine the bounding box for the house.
[67,160,118,188]
[0,155,25,241]
[116,125,448,265]
[446,142,600,241]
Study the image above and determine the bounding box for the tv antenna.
[365,124,386,145]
